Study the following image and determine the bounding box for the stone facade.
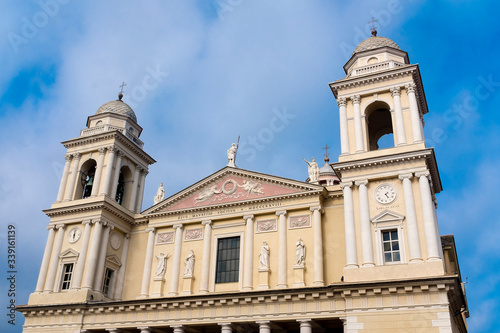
[17,34,469,333]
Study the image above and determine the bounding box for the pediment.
[371,210,405,223]
[105,254,122,268]
[145,167,322,215]
[59,248,79,259]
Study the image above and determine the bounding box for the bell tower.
[330,31,444,282]
[29,93,156,304]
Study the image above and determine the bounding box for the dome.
[353,36,401,54]
[96,99,137,123]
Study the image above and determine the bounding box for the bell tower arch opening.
[77,159,97,199]
[115,166,133,207]
[365,101,394,151]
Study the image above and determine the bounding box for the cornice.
[17,275,462,315]
[43,199,136,224]
[62,130,156,165]
[331,148,442,193]
[329,64,428,116]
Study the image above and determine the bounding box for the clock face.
[68,227,82,243]
[110,232,122,250]
[375,184,397,204]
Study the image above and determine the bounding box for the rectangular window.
[61,263,74,290]
[102,268,114,296]
[215,236,240,283]
[382,230,401,263]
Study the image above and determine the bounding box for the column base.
[293,265,306,287]
[409,258,424,263]
[312,281,324,287]
[276,283,288,289]
[361,263,375,267]
[344,264,359,269]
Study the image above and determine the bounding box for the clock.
[374,183,397,204]
[110,232,122,250]
[68,227,82,243]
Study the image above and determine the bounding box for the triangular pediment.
[144,167,322,215]
[59,248,79,259]
[371,210,405,223]
[105,254,122,268]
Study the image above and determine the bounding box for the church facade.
[18,33,469,332]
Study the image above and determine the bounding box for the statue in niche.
[295,237,306,266]
[184,250,195,276]
[259,241,270,270]
[154,183,165,205]
[227,138,240,167]
[155,252,169,277]
[303,157,319,183]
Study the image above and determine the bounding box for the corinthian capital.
[405,83,416,93]
[350,95,361,104]
[390,86,401,96]
[339,181,353,189]
[337,97,347,107]
[64,154,73,162]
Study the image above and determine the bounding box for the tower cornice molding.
[329,65,428,117]
[332,148,442,194]
[62,131,156,165]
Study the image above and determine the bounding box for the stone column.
[351,95,364,152]
[391,86,407,146]
[218,323,232,333]
[405,83,424,143]
[338,97,350,155]
[100,147,117,196]
[64,153,81,201]
[94,224,113,291]
[114,233,130,300]
[257,321,271,333]
[310,206,324,286]
[341,182,358,268]
[82,220,104,290]
[128,165,142,212]
[276,210,288,288]
[199,220,212,294]
[91,148,106,196]
[43,224,65,292]
[297,319,312,333]
[169,224,184,296]
[56,154,72,202]
[242,214,255,291]
[416,171,441,261]
[139,228,156,298]
[35,225,56,292]
[110,151,124,199]
[135,169,148,213]
[71,220,92,290]
[399,173,423,262]
[356,180,374,267]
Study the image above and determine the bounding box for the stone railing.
[80,125,144,148]
[348,61,405,77]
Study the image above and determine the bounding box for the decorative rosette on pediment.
[143,167,323,216]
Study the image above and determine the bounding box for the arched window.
[77,159,97,199]
[115,166,133,207]
[365,101,394,151]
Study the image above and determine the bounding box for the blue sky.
[1,1,499,332]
